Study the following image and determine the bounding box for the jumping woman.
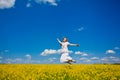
[57,37,80,64]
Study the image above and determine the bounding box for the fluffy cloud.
[79,57,88,61]
[75,51,88,57]
[0,50,9,55]
[35,0,58,6]
[101,56,120,63]
[4,50,9,53]
[6,58,23,63]
[106,50,115,54]
[0,56,3,63]
[49,57,57,62]
[0,56,3,60]
[90,57,99,60]
[0,0,16,9]
[41,49,57,56]
[114,47,120,50]
[5,58,13,64]
[25,54,32,63]
[41,49,73,56]
[26,2,31,7]
[78,27,84,32]
[79,55,120,63]
[0,0,60,9]
[81,53,88,57]
[101,57,108,62]
[79,57,91,62]
[79,56,120,63]
[109,56,120,62]
[85,60,91,62]
[75,51,83,55]
[15,58,23,62]
[25,54,31,60]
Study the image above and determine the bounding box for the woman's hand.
[76,44,80,46]
[57,38,59,40]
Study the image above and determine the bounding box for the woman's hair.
[62,37,68,42]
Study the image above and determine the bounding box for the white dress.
[57,39,77,63]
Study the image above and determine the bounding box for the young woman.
[57,37,80,64]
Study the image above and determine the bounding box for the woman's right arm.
[57,38,62,44]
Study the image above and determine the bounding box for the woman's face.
[63,38,68,42]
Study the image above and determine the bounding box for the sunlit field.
[0,64,120,80]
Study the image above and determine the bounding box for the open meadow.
[0,64,120,80]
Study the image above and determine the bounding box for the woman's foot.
[66,60,71,64]
[66,60,76,64]
[72,60,76,63]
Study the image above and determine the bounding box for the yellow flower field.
[0,64,120,80]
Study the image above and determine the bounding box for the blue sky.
[0,0,120,64]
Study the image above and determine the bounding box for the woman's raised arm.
[57,38,62,44]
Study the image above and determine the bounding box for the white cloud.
[86,60,91,62]
[41,49,73,56]
[75,51,83,55]
[101,56,120,63]
[79,57,91,62]
[6,58,12,63]
[0,0,16,9]
[78,27,84,31]
[0,56,3,60]
[109,56,120,62]
[90,57,99,60]
[79,57,87,61]
[4,50,9,53]
[6,58,23,63]
[41,49,57,56]
[0,60,2,63]
[81,53,88,57]
[31,60,41,63]
[75,51,88,56]
[49,57,57,62]
[109,56,116,59]
[114,47,120,50]
[112,58,120,62]
[101,57,108,62]
[35,0,58,6]
[106,50,115,54]
[25,54,31,60]
[0,50,9,54]
[26,2,31,7]
[25,54,32,63]
[15,58,23,62]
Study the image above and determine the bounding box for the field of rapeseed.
[0,64,120,80]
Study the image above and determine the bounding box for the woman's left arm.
[68,43,80,46]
